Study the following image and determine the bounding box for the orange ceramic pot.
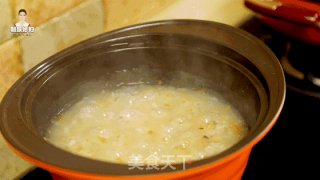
[0,20,285,180]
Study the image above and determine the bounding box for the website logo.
[10,9,35,35]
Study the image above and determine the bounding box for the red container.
[245,0,320,45]
[0,20,285,180]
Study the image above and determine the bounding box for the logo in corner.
[10,9,35,35]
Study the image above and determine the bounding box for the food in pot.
[45,85,248,164]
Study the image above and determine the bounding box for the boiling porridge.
[45,85,248,164]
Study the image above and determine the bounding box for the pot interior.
[32,34,266,137]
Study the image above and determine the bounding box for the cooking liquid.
[45,85,248,164]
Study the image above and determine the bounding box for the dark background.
[241,18,320,179]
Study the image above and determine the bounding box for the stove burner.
[240,17,320,99]
[280,41,320,98]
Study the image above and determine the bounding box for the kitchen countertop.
[0,137,34,179]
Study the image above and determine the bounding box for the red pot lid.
[245,0,320,45]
